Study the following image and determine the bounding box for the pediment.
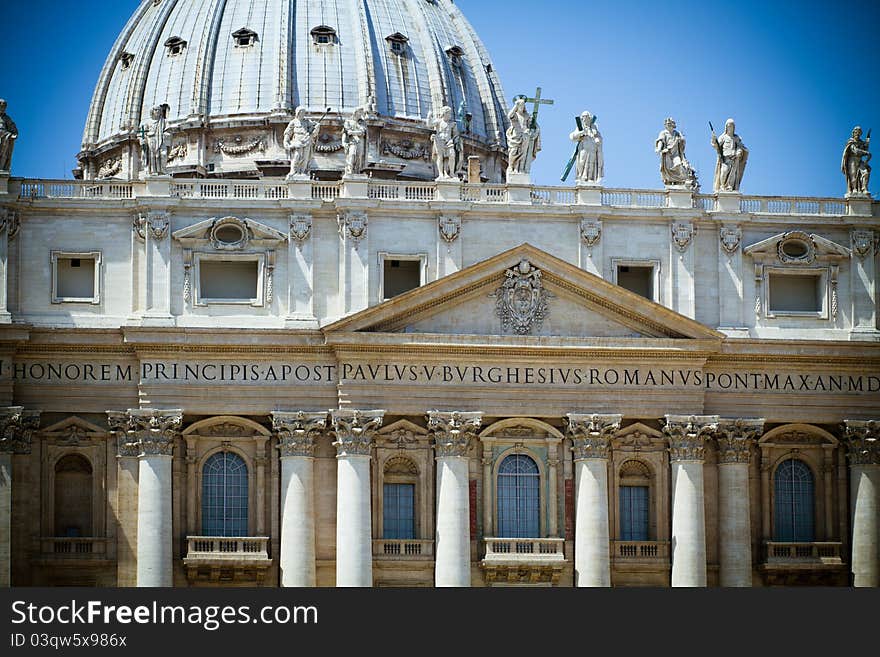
[325,244,723,341]
[376,419,430,448]
[42,416,107,435]
[744,231,850,264]
[172,216,287,247]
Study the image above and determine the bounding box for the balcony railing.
[368,182,435,201]
[763,541,844,565]
[184,536,270,563]
[39,537,108,558]
[483,538,565,563]
[372,539,434,559]
[612,540,670,560]
[20,181,134,200]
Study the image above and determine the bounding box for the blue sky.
[1,0,878,196]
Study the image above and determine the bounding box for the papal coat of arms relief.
[492,259,552,335]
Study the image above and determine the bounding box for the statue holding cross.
[506,87,553,178]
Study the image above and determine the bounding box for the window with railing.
[619,485,649,541]
[383,483,415,539]
[202,452,248,537]
[54,454,93,537]
[774,458,814,542]
[497,454,540,538]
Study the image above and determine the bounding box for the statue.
[428,106,462,180]
[0,99,18,173]
[655,117,696,188]
[139,104,170,176]
[711,118,748,192]
[841,126,872,196]
[283,106,325,177]
[342,106,368,175]
[506,95,541,176]
[569,111,603,184]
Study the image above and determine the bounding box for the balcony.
[372,539,434,561]
[183,536,272,584]
[760,541,847,586]
[481,538,566,585]
[35,537,112,566]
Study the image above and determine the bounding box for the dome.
[78,0,510,181]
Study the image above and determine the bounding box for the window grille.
[497,454,540,538]
[202,452,248,537]
[774,459,815,542]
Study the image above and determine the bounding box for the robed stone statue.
[841,126,871,196]
[342,105,368,175]
[655,117,696,188]
[139,104,170,176]
[284,106,322,177]
[0,99,18,173]
[506,96,541,176]
[570,110,603,184]
[428,105,462,180]
[711,118,748,192]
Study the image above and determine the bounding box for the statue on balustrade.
[0,99,18,173]
[428,105,462,180]
[655,117,696,189]
[342,105,368,175]
[506,95,541,176]
[841,126,871,196]
[284,106,324,177]
[711,118,748,192]
[139,103,170,176]
[569,110,604,184]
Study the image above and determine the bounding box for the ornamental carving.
[566,413,622,460]
[716,418,764,463]
[313,132,343,153]
[213,135,267,156]
[0,207,20,240]
[720,225,742,255]
[851,230,874,260]
[844,420,880,466]
[106,409,182,457]
[663,414,719,462]
[671,221,694,252]
[579,219,601,249]
[382,138,430,161]
[107,411,139,457]
[289,214,312,247]
[272,411,328,457]
[133,211,170,241]
[776,231,816,264]
[427,410,483,458]
[491,259,552,335]
[167,141,188,163]
[97,156,122,179]
[0,407,40,455]
[209,216,250,250]
[331,409,385,456]
[379,429,419,450]
[438,214,461,245]
[338,211,368,250]
[198,422,252,437]
[384,456,419,475]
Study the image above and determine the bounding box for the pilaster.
[338,211,369,316]
[850,229,876,335]
[0,407,39,587]
[0,208,19,324]
[670,221,696,319]
[844,419,880,587]
[286,214,318,327]
[578,217,602,277]
[136,211,174,326]
[718,224,745,331]
[437,215,462,279]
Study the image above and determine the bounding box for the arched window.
[202,452,248,537]
[619,460,651,541]
[54,454,93,537]
[383,457,418,539]
[497,454,540,538]
[774,459,814,542]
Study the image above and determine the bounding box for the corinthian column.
[127,409,182,587]
[567,413,621,587]
[273,411,327,588]
[716,418,763,587]
[663,415,718,587]
[331,409,384,587]
[845,420,880,587]
[428,410,483,587]
[0,408,39,587]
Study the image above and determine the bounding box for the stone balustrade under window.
[372,539,434,560]
[483,537,565,563]
[762,541,844,565]
[39,537,108,558]
[612,540,670,560]
[184,536,271,563]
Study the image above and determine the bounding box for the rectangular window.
[619,485,649,541]
[197,258,261,304]
[768,273,822,313]
[383,483,415,539]
[380,254,425,300]
[51,251,101,304]
[617,265,654,300]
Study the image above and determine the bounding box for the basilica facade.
[0,0,877,588]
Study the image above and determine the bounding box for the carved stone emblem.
[579,219,601,249]
[776,231,816,264]
[98,156,122,179]
[438,214,461,245]
[0,207,20,240]
[213,135,267,157]
[671,221,694,252]
[382,138,430,161]
[167,141,188,163]
[720,225,742,255]
[492,259,552,335]
[338,212,368,250]
[133,211,170,240]
[290,214,312,247]
[851,230,874,259]
[313,132,343,153]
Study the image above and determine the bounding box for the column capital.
[0,407,40,454]
[844,420,880,466]
[107,409,182,457]
[272,411,328,457]
[428,410,483,458]
[566,413,622,460]
[663,414,719,462]
[107,410,140,457]
[716,418,764,464]
[330,409,384,456]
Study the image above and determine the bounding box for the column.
[844,420,880,587]
[0,408,39,587]
[331,409,384,587]
[481,444,493,538]
[567,414,620,587]
[428,411,483,587]
[184,436,197,535]
[663,414,718,587]
[139,211,173,325]
[129,409,182,587]
[273,411,327,588]
[109,412,140,586]
[716,418,764,587]
[254,437,268,536]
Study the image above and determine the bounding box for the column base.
[715,191,743,213]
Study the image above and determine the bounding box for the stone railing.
[483,537,565,562]
[611,540,670,560]
[311,182,341,201]
[763,541,844,564]
[184,536,270,562]
[19,180,134,200]
[372,539,434,559]
[735,196,847,216]
[368,181,435,201]
[39,537,108,557]
[170,180,289,200]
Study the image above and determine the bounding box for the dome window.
[446,45,464,68]
[164,36,187,57]
[311,25,337,46]
[119,52,134,71]
[232,28,258,48]
[386,32,409,55]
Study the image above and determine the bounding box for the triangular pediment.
[744,231,850,263]
[172,216,287,245]
[42,416,107,435]
[325,244,723,341]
